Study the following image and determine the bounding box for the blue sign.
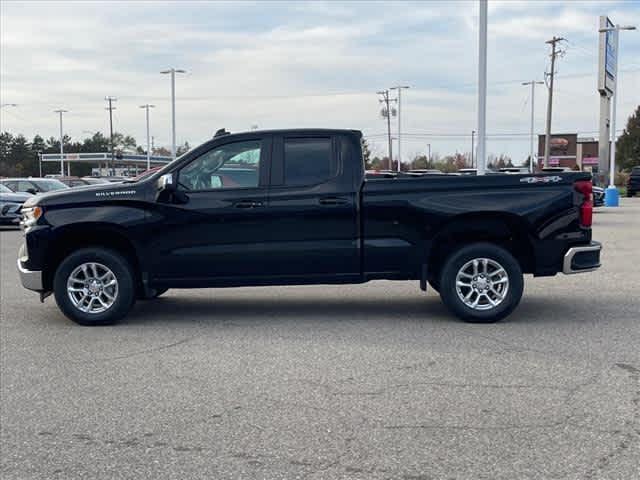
[605,19,617,79]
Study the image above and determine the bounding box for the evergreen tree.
[616,105,640,171]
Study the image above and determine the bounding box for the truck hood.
[22,181,147,208]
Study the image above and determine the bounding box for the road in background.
[1,200,639,479]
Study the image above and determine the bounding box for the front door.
[149,135,273,282]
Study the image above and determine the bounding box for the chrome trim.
[563,241,602,275]
[17,259,44,291]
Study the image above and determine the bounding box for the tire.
[438,243,523,323]
[53,248,136,326]
[139,287,168,300]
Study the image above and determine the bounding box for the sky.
[1,0,639,163]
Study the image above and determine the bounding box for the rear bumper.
[562,241,602,274]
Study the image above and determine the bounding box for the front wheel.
[53,248,136,326]
[439,243,523,323]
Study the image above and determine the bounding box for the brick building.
[537,134,601,172]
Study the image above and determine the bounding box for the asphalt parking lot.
[1,199,639,480]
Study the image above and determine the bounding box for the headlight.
[21,206,43,227]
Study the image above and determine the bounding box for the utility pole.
[522,80,544,172]
[476,0,488,175]
[390,85,409,172]
[54,109,67,176]
[543,36,565,168]
[427,143,431,165]
[377,90,397,170]
[471,130,475,168]
[139,104,155,171]
[105,96,117,175]
[161,68,186,159]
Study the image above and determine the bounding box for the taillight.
[574,180,593,227]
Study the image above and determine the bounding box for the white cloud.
[1,0,638,162]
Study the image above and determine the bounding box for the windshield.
[34,180,69,192]
[0,184,12,193]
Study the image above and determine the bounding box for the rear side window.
[284,137,334,186]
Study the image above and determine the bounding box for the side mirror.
[157,173,176,193]
[26,188,38,195]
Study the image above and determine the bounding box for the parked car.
[80,177,112,185]
[627,166,640,197]
[0,177,68,195]
[406,169,444,176]
[592,186,605,207]
[17,128,601,326]
[58,177,95,188]
[0,183,32,225]
[365,170,397,178]
[131,166,163,181]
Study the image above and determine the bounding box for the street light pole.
[139,104,155,170]
[471,130,475,168]
[161,68,186,159]
[522,81,544,173]
[390,85,409,172]
[54,109,67,176]
[476,0,488,175]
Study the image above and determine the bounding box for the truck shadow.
[123,291,606,326]
[125,292,452,325]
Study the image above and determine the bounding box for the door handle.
[234,200,263,209]
[319,197,348,206]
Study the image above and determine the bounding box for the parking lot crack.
[582,363,640,480]
[94,337,194,362]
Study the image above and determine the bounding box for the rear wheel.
[439,243,523,323]
[53,248,136,326]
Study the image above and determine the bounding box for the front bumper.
[17,244,44,291]
[562,241,602,274]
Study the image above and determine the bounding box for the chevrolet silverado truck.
[17,129,601,325]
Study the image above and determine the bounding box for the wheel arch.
[43,223,144,292]
[427,212,535,281]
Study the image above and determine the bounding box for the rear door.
[263,133,360,281]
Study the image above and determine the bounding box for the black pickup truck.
[17,129,601,325]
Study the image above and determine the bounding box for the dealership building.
[537,134,600,172]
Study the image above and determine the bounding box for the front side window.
[284,137,334,186]
[179,140,262,190]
